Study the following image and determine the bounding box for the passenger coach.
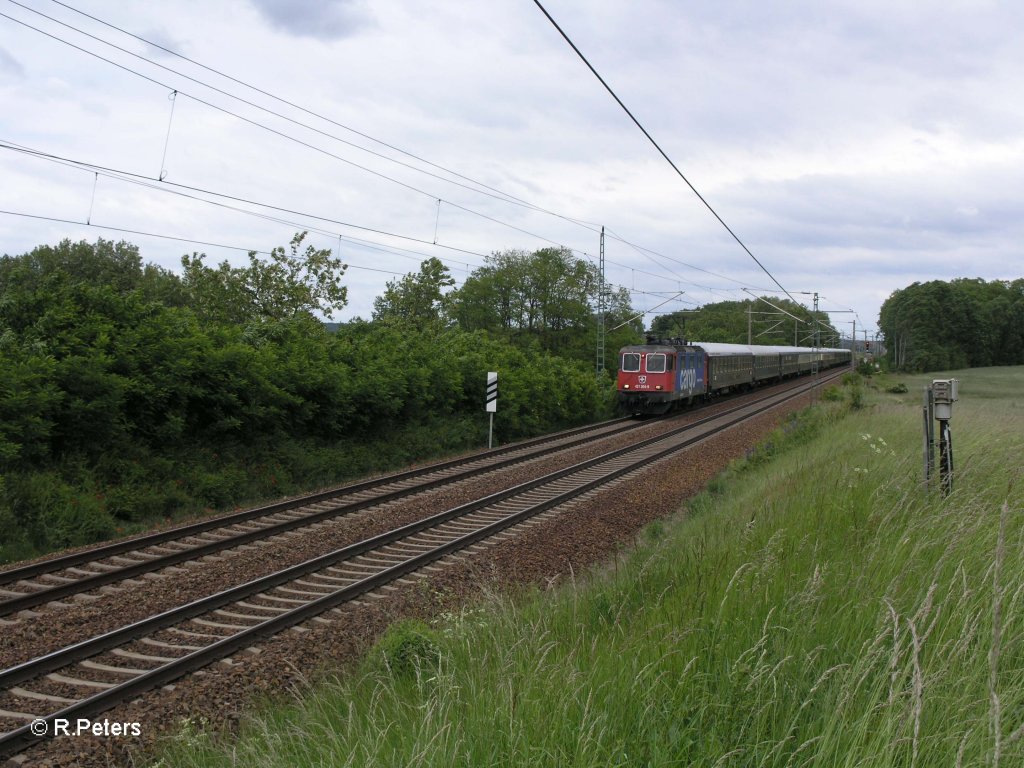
[617,339,852,415]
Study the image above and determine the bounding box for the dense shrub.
[0,239,614,561]
[368,619,442,678]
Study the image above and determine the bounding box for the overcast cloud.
[1,0,1022,339]
[248,0,373,41]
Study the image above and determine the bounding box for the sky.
[2,0,1023,342]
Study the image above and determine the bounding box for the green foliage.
[0,346,58,464]
[855,359,875,376]
[181,232,347,324]
[368,619,442,678]
[4,470,118,551]
[838,372,866,409]
[847,383,864,409]
[821,385,843,402]
[0,237,615,560]
[451,247,591,345]
[448,247,642,365]
[651,296,841,346]
[879,277,1024,372]
[155,369,1024,768]
[372,257,454,328]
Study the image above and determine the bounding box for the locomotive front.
[616,344,678,415]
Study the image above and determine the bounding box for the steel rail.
[0,417,646,616]
[0,384,776,687]
[0,372,838,758]
[0,416,634,587]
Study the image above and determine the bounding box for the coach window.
[646,353,666,373]
[621,353,641,372]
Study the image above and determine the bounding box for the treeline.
[879,278,1024,372]
[0,237,637,561]
[651,298,840,347]
[373,248,640,357]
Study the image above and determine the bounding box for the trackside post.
[923,379,958,495]
[932,379,958,496]
[486,371,497,449]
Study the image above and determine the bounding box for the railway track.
[0,370,840,759]
[0,416,646,618]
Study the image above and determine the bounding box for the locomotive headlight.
[655,385,663,390]
[623,384,630,389]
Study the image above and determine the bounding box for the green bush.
[855,360,875,376]
[368,619,442,678]
[6,471,118,549]
[821,385,843,402]
[847,382,865,409]
[0,240,616,561]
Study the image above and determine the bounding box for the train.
[617,339,852,415]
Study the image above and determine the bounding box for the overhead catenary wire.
[531,0,800,306]
[1,137,689,309]
[2,134,788,322]
[0,207,666,311]
[0,2,840,319]
[608,291,686,331]
[7,0,604,233]
[4,1,806,299]
[0,6,597,266]
[3,137,748,307]
[0,139,494,264]
[45,0,606,231]
[0,207,418,278]
[604,227,776,292]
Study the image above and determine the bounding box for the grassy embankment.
[154,367,1024,767]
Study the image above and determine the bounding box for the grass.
[152,367,1024,767]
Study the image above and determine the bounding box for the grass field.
[153,367,1024,768]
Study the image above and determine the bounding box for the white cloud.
[0,0,1022,330]
[0,45,23,77]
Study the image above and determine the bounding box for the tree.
[878,277,1024,372]
[651,298,837,346]
[0,238,145,338]
[372,257,454,328]
[181,232,346,324]
[450,247,597,353]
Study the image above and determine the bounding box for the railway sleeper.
[233,600,291,614]
[45,673,115,690]
[190,618,252,631]
[7,687,77,705]
[211,609,266,623]
[78,660,149,676]
[258,592,316,605]
[111,649,179,664]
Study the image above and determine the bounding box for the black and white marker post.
[486,371,498,449]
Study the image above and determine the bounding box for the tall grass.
[153,368,1024,768]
